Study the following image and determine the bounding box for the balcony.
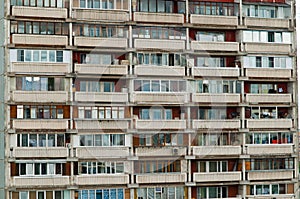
[75,175,129,185]
[192,67,239,77]
[245,145,293,155]
[135,173,186,184]
[75,92,128,103]
[75,64,127,75]
[75,120,129,130]
[136,120,186,130]
[131,93,188,104]
[134,12,184,24]
[12,119,68,130]
[247,170,293,180]
[243,43,291,54]
[135,147,187,156]
[192,119,240,129]
[193,172,241,182]
[73,9,129,21]
[246,119,293,129]
[191,41,239,52]
[12,6,67,18]
[74,37,127,48]
[190,15,238,26]
[13,147,68,158]
[245,94,292,104]
[12,34,68,46]
[134,39,185,50]
[192,93,240,104]
[244,17,290,29]
[245,68,292,79]
[10,62,70,74]
[76,147,129,158]
[11,91,68,103]
[12,176,69,187]
[135,65,185,77]
[192,146,242,156]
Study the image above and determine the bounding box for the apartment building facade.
[0,0,298,198]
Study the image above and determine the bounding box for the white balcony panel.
[246,196,294,199]
[191,41,239,51]
[12,34,68,46]
[12,6,67,18]
[132,93,188,104]
[135,65,185,76]
[74,37,127,48]
[246,145,293,155]
[12,91,68,103]
[12,176,69,187]
[11,62,70,74]
[247,170,293,181]
[193,67,239,77]
[192,146,241,156]
[75,64,127,75]
[75,120,129,130]
[244,43,291,54]
[193,172,241,182]
[13,147,68,158]
[135,147,186,156]
[134,39,185,50]
[136,120,186,130]
[245,68,292,78]
[73,9,129,21]
[246,119,292,129]
[192,93,240,103]
[193,120,240,129]
[13,120,68,130]
[190,15,238,26]
[246,94,292,104]
[75,175,129,185]
[244,18,290,29]
[76,147,129,158]
[75,92,128,102]
[134,12,184,23]
[136,173,186,184]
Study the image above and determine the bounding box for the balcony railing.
[134,39,185,50]
[136,120,186,130]
[134,12,184,23]
[74,37,128,48]
[135,147,186,156]
[12,119,68,130]
[135,173,186,184]
[75,175,129,185]
[246,119,293,129]
[192,67,239,77]
[12,6,67,18]
[131,93,188,104]
[244,17,290,29]
[11,91,68,103]
[192,119,240,129]
[245,94,292,104]
[76,147,129,158]
[12,176,70,187]
[192,93,240,104]
[243,43,291,54]
[245,68,292,79]
[247,170,293,180]
[75,64,127,75]
[13,147,68,158]
[190,15,238,26]
[245,144,293,155]
[191,41,239,52]
[135,65,185,77]
[12,34,68,46]
[11,62,70,74]
[193,172,241,182]
[192,146,242,156]
[73,9,129,21]
[75,120,129,130]
[75,92,128,103]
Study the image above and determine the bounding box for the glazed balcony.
[10,62,70,74]
[76,147,129,158]
[244,17,290,29]
[245,68,292,79]
[134,39,185,50]
[12,176,69,187]
[134,12,184,24]
[191,41,239,52]
[75,64,127,75]
[13,147,68,158]
[246,119,293,129]
[12,6,67,18]
[192,67,239,77]
[74,119,129,130]
[131,92,188,104]
[192,119,240,129]
[245,94,292,104]
[75,175,129,185]
[192,93,240,104]
[243,43,291,54]
[75,92,128,103]
[245,144,293,155]
[190,15,238,27]
[135,65,185,77]
[247,170,293,181]
[135,147,187,156]
[192,146,242,156]
[11,91,68,103]
[74,37,128,48]
[73,9,129,21]
[135,173,186,184]
[136,120,186,130]
[193,172,241,182]
[12,119,68,130]
[12,34,68,46]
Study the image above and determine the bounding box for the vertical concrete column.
[69,23,72,46]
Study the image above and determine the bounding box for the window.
[135,160,181,173]
[78,106,124,119]
[76,189,124,199]
[243,31,291,43]
[196,57,226,67]
[79,81,115,92]
[80,53,112,64]
[196,80,239,94]
[244,56,292,69]
[18,162,64,176]
[243,4,291,19]
[196,31,225,42]
[136,53,186,66]
[80,134,125,146]
[246,132,293,144]
[79,161,124,174]
[250,158,294,171]
[195,133,239,146]
[133,27,186,40]
[11,21,68,35]
[189,2,237,16]
[17,105,64,119]
[197,187,227,199]
[250,184,287,195]
[14,191,65,199]
[137,187,184,199]
[138,133,184,146]
[17,133,68,147]
[16,77,64,91]
[74,24,126,38]
[134,80,186,92]
[136,0,185,13]
[139,108,172,120]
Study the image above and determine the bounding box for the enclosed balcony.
[134,12,184,24]
[12,34,68,46]
[11,91,68,103]
[75,64,127,75]
[74,120,129,130]
[244,18,290,29]
[192,67,239,77]
[243,43,291,54]
[135,173,186,184]
[191,41,239,52]
[12,6,67,18]
[12,119,68,130]
[74,37,128,48]
[73,9,129,22]
[131,93,188,104]
[246,119,293,129]
[135,65,185,77]
[134,39,185,50]
[76,147,129,158]
[247,170,293,181]
[135,147,187,156]
[245,94,292,104]
[75,92,128,103]
[245,68,292,79]
[192,93,240,104]
[136,120,186,130]
[12,176,70,187]
[192,146,242,156]
[192,119,240,129]
[75,175,129,185]
[245,144,293,155]
[13,147,68,158]
[10,62,70,74]
[193,172,241,182]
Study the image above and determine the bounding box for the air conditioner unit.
[172,148,179,155]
